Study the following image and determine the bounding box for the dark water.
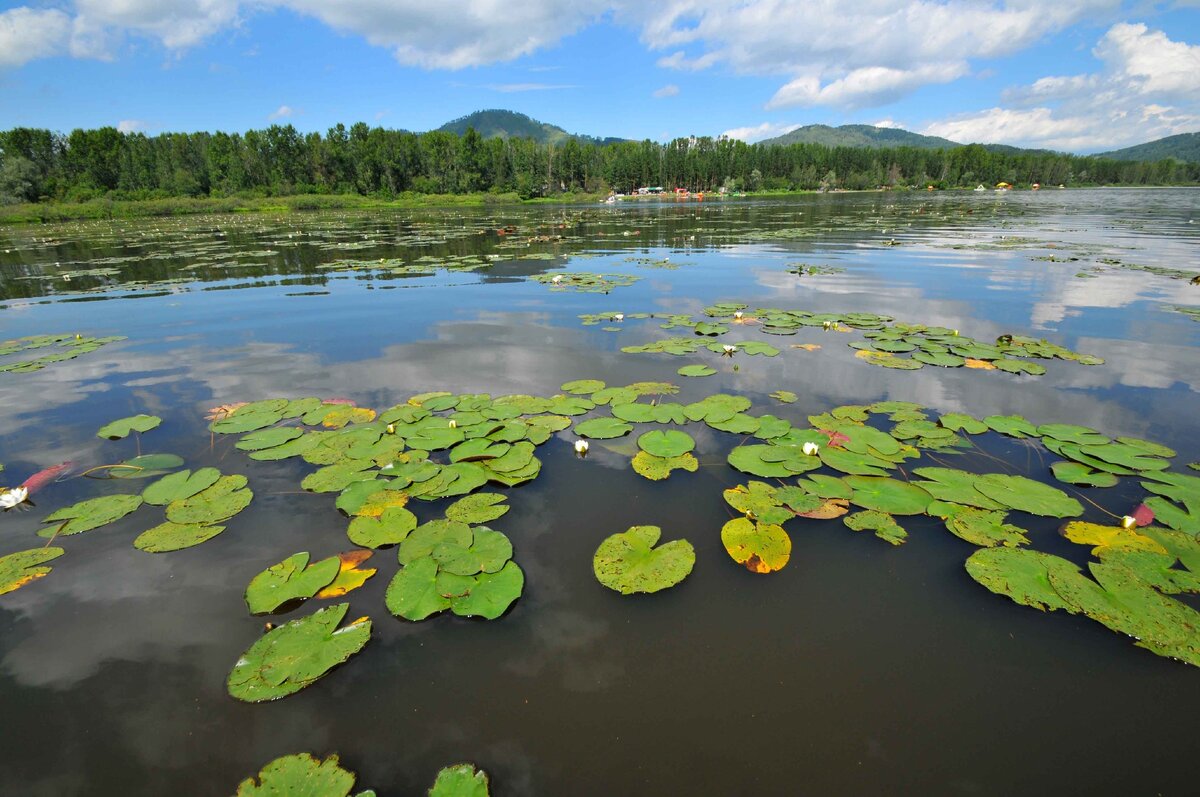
[1,190,1198,796]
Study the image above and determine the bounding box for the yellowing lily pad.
[1060,521,1169,557]
[0,547,65,595]
[593,525,695,595]
[631,451,699,481]
[235,753,358,797]
[314,550,377,599]
[720,517,790,573]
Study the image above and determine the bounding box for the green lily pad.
[398,520,473,565]
[97,414,161,439]
[844,476,932,515]
[166,474,253,525]
[236,427,303,451]
[449,438,510,463]
[721,517,790,573]
[964,547,1079,612]
[450,561,525,619]
[770,390,798,404]
[983,415,1037,438]
[1050,461,1119,488]
[134,521,225,553]
[818,447,892,477]
[386,555,451,621]
[0,547,65,595]
[109,453,186,479]
[946,509,1029,547]
[844,510,907,545]
[637,430,695,458]
[631,451,699,481]
[974,474,1083,518]
[593,525,695,595]
[1076,442,1170,472]
[911,467,1004,509]
[142,468,222,505]
[798,474,853,500]
[1037,424,1109,446]
[573,417,634,439]
[678,364,717,377]
[938,413,988,434]
[41,494,144,537]
[445,493,509,524]
[235,753,358,797]
[246,552,340,614]
[561,379,606,395]
[429,763,491,797]
[347,507,418,548]
[434,527,514,576]
[227,603,371,702]
[724,481,807,525]
[1115,437,1176,458]
[302,462,377,493]
[212,409,284,434]
[249,432,322,461]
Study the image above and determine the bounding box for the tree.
[0,155,38,203]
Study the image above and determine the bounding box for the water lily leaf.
[593,525,695,594]
[946,509,1029,547]
[109,453,186,479]
[844,510,907,545]
[249,432,322,461]
[1061,521,1168,557]
[398,520,472,565]
[591,386,638,406]
[450,561,525,619]
[907,468,997,509]
[983,415,1037,438]
[844,476,932,515]
[315,551,377,598]
[1050,461,1119,487]
[167,474,253,524]
[449,438,510,463]
[227,603,370,702]
[939,413,987,434]
[631,451,699,481]
[236,427,303,451]
[798,474,853,500]
[724,482,798,525]
[795,498,851,519]
[386,555,450,620]
[1076,442,1169,472]
[246,552,340,614]
[737,341,780,356]
[727,445,793,478]
[913,351,965,368]
[134,521,225,553]
[610,403,656,423]
[482,442,535,474]
[235,753,358,797]
[770,390,798,404]
[637,430,695,458]
[1142,497,1200,533]
[445,493,509,524]
[972,474,1083,518]
[720,517,790,573]
[818,447,892,477]
[347,507,417,548]
[212,409,284,434]
[965,547,1079,612]
[573,417,634,439]
[41,494,143,536]
[706,413,760,434]
[142,468,222,505]
[1037,424,1108,446]
[434,527,514,576]
[0,547,64,595]
[97,414,161,439]
[335,480,388,515]
[428,763,491,797]
[561,379,605,395]
[302,462,377,493]
[1114,437,1175,458]
[354,489,410,518]
[678,364,717,377]
[320,406,377,429]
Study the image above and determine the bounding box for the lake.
[1,189,1198,796]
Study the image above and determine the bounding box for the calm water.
[1,190,1198,796]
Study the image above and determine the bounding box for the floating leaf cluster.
[235,753,490,797]
[0,333,127,374]
[531,272,640,292]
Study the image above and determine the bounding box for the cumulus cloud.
[267,104,293,120]
[767,62,969,110]
[0,7,71,66]
[924,22,1200,150]
[720,121,800,142]
[652,83,680,98]
[116,119,146,133]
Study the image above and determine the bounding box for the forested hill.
[0,124,1196,206]
[1097,133,1200,163]
[759,124,960,150]
[436,110,625,147]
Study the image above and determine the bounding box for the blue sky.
[0,1,1197,152]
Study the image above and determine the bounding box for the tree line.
[1,122,1196,205]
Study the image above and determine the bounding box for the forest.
[1,122,1196,205]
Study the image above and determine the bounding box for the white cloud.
[923,22,1200,150]
[117,119,146,133]
[872,118,903,129]
[720,121,800,142]
[482,82,578,92]
[652,83,679,98]
[267,104,294,120]
[767,62,968,110]
[0,7,71,66]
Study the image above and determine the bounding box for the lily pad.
[347,507,418,548]
[946,509,1029,547]
[983,415,1037,438]
[974,474,1083,518]
[386,555,450,621]
[0,547,65,595]
[97,414,161,439]
[631,451,699,481]
[41,494,144,537]
[236,427,303,451]
[1061,521,1168,557]
[593,525,695,595]
[445,493,510,524]
[844,510,907,545]
[314,551,377,599]
[844,476,932,515]
[142,468,222,505]
[235,753,359,797]
[450,561,525,619]
[166,474,253,525]
[561,379,606,395]
[678,364,717,377]
[573,417,634,439]
[720,517,790,573]
[108,453,186,479]
[1050,461,1119,488]
[637,430,695,458]
[227,603,371,702]
[964,547,1079,612]
[429,763,491,797]
[134,521,225,553]
[246,552,340,614]
[911,467,1004,509]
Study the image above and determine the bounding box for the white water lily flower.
[448,419,457,429]
[0,486,29,509]
[614,313,624,321]
[574,439,589,454]
[733,311,744,320]
[722,344,737,357]
[802,442,820,456]
[1120,515,1137,529]
[551,275,564,284]
[386,423,396,435]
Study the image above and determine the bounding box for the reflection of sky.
[1,190,1199,796]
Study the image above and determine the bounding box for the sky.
[0,1,1197,153]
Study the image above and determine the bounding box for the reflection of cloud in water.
[1028,269,1198,329]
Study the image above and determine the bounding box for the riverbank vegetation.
[1,123,1196,219]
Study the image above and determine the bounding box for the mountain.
[757,124,960,149]
[435,109,625,146]
[1096,132,1200,163]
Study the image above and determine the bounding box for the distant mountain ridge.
[1097,133,1200,163]
[756,124,960,149]
[435,109,625,147]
